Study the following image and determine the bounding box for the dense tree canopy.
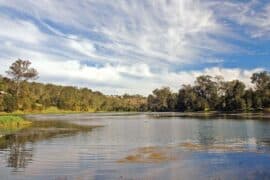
[147,87,177,112]
[0,60,146,113]
[1,60,270,113]
[251,71,270,108]
[148,74,270,112]
[0,78,147,113]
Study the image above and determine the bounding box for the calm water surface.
[0,113,270,180]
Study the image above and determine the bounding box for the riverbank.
[149,111,270,120]
[1,110,270,121]
[0,115,32,129]
[0,109,140,116]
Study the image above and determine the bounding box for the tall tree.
[251,71,270,108]
[222,80,246,111]
[147,87,176,112]
[6,59,38,96]
[177,85,197,111]
[194,75,218,111]
[251,71,270,90]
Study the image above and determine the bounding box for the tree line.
[0,59,147,113]
[147,73,270,112]
[0,59,269,113]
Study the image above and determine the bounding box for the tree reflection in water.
[0,120,96,171]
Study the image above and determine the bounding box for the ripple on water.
[1,113,270,179]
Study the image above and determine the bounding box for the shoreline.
[147,111,270,120]
[0,115,32,129]
[1,111,270,121]
[22,111,270,121]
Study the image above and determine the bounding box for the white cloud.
[0,0,238,65]
[0,15,45,44]
[69,39,97,58]
[0,0,269,95]
[210,1,270,38]
[29,60,266,95]
[156,67,262,94]
[34,64,266,95]
[0,49,262,95]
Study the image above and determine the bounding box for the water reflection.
[0,113,270,179]
[197,120,216,146]
[0,120,96,171]
[6,136,33,170]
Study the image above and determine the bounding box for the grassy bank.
[0,116,32,129]
[0,106,99,116]
[0,106,140,116]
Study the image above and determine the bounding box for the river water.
[0,113,270,180]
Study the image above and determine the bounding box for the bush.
[3,94,17,112]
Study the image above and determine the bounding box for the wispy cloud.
[0,0,269,94]
[210,0,270,38]
[0,0,237,64]
[0,14,45,44]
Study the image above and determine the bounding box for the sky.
[0,0,269,95]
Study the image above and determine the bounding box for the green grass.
[0,115,32,129]
[0,106,97,116]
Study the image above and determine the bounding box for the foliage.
[147,87,177,112]
[148,73,270,112]
[0,60,147,113]
[0,116,31,128]
[0,78,147,113]
[251,71,270,108]
[6,59,38,82]
[1,59,270,113]
[5,59,38,110]
[2,94,17,113]
[219,80,246,111]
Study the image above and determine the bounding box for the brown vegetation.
[118,146,175,163]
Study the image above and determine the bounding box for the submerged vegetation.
[118,140,267,164]
[0,59,270,113]
[118,146,175,163]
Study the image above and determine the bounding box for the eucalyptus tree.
[251,71,270,108]
[6,59,38,96]
[177,85,197,111]
[194,75,219,111]
[222,80,246,111]
[147,87,176,112]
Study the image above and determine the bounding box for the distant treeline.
[0,77,147,112]
[0,59,269,113]
[147,72,270,112]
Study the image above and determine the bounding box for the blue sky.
[0,0,269,95]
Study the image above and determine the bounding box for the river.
[0,113,270,179]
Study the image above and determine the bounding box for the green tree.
[177,85,198,111]
[221,80,246,111]
[243,88,254,111]
[6,59,38,94]
[251,71,270,108]
[147,87,176,111]
[3,94,17,112]
[58,86,79,111]
[193,75,218,111]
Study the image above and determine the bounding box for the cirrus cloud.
[0,0,269,95]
